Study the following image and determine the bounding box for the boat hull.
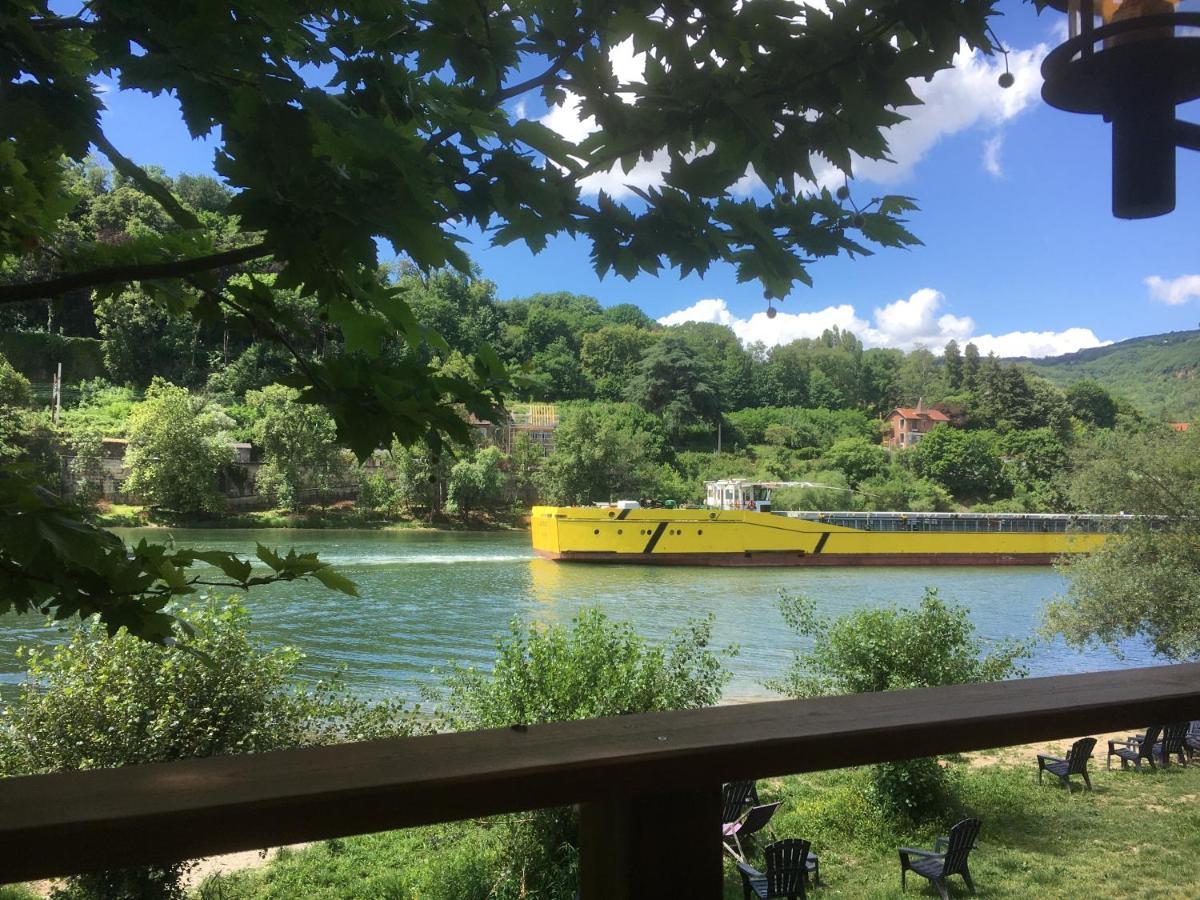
[531,506,1107,567]
[534,549,1060,566]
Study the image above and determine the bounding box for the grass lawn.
[191,737,1200,900]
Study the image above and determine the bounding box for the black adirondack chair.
[899,818,981,900]
[1155,722,1190,767]
[723,781,756,829]
[1187,721,1200,761]
[737,838,812,900]
[1037,737,1096,791]
[724,801,783,861]
[1108,725,1164,771]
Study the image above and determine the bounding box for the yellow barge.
[532,480,1121,567]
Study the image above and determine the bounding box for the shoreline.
[99,507,530,533]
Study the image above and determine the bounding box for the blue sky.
[94,0,1200,357]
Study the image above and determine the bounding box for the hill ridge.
[1006,328,1200,420]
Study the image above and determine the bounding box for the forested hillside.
[1013,330,1200,420]
[1,162,1190,523]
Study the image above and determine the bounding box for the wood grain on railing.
[1,664,1198,885]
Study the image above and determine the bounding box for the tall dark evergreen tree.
[943,340,964,390]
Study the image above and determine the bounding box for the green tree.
[963,342,982,390]
[761,343,812,408]
[907,425,1009,502]
[772,471,862,512]
[806,367,845,409]
[387,439,452,520]
[1066,379,1118,428]
[541,402,670,504]
[668,322,756,411]
[0,598,411,899]
[0,405,59,484]
[860,347,903,414]
[943,340,964,390]
[67,428,105,517]
[1046,427,1200,660]
[999,427,1069,504]
[94,287,204,387]
[580,324,656,401]
[123,380,230,515]
[894,347,944,405]
[768,589,1028,819]
[624,335,721,437]
[822,436,889,488]
[507,432,545,507]
[247,384,348,512]
[447,446,507,519]
[529,336,594,400]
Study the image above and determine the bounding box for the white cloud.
[661,298,869,347]
[1145,274,1200,306]
[538,35,1046,198]
[657,289,1111,359]
[967,328,1108,359]
[982,134,1004,177]
[834,42,1045,188]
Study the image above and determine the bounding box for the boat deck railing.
[776,511,1136,533]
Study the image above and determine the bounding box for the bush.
[821,436,888,487]
[0,352,33,407]
[859,465,953,512]
[424,608,734,897]
[0,598,413,899]
[772,469,863,511]
[768,589,1028,820]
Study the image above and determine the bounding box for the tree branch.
[92,131,203,231]
[30,15,98,31]
[0,243,272,304]
[421,33,591,156]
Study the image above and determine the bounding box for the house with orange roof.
[885,399,950,449]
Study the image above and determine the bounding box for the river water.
[0,528,1162,702]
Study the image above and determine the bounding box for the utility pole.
[716,420,722,455]
[51,362,62,425]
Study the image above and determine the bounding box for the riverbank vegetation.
[0,599,413,899]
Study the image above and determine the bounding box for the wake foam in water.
[319,553,533,566]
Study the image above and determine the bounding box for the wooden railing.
[2,664,1199,898]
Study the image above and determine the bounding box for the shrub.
[0,598,413,899]
[768,589,1028,820]
[426,608,734,896]
[0,352,33,408]
[821,436,888,487]
[772,469,863,511]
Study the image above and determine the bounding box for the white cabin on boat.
[704,480,774,512]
